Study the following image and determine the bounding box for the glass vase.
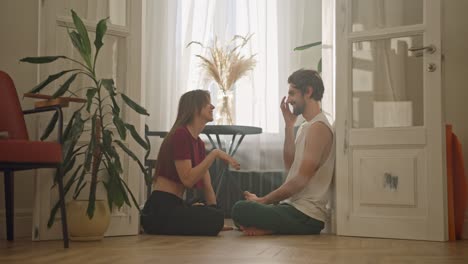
[216,91,234,125]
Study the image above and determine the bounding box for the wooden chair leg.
[4,170,14,241]
[56,168,69,248]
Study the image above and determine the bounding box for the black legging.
[141,191,224,236]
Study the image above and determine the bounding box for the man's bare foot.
[221,225,234,231]
[241,226,273,236]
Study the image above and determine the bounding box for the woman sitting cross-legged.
[141,89,240,236]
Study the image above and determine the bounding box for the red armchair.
[0,71,69,248]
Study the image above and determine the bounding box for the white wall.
[0,0,40,238]
[298,0,322,71]
[443,0,468,240]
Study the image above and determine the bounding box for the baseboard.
[0,209,33,239]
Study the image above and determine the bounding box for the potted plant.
[20,10,150,240]
[294,41,322,73]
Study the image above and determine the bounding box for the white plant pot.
[66,200,111,241]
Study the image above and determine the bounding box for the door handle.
[408,45,436,54]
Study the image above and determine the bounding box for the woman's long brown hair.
[153,89,211,182]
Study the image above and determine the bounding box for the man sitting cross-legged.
[231,69,335,236]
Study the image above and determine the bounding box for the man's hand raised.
[280,96,297,128]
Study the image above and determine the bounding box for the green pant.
[231,201,324,235]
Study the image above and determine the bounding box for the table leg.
[206,132,249,215]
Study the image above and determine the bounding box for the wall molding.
[56,16,130,37]
[0,209,33,239]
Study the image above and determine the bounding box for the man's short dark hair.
[287,69,324,101]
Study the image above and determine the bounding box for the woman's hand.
[215,149,241,170]
[280,96,297,128]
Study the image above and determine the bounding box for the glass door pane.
[352,35,424,128]
[352,0,423,32]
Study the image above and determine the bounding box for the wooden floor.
[1,227,468,264]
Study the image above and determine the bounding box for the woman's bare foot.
[241,226,273,236]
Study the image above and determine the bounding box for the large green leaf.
[62,156,76,177]
[114,140,146,173]
[102,129,113,149]
[102,161,125,210]
[106,174,127,208]
[293,41,322,51]
[47,199,61,228]
[94,17,109,54]
[86,137,101,220]
[62,111,84,159]
[87,188,96,219]
[62,143,77,172]
[73,182,87,200]
[144,124,151,161]
[73,170,87,200]
[86,88,98,112]
[52,73,78,98]
[47,165,83,228]
[119,179,131,207]
[71,10,92,66]
[64,145,87,168]
[62,136,76,164]
[121,94,149,116]
[120,177,140,210]
[56,164,83,195]
[102,79,116,96]
[28,69,78,94]
[63,109,80,141]
[84,114,98,171]
[113,115,127,140]
[68,30,89,66]
[102,80,121,115]
[103,181,113,211]
[68,30,82,49]
[83,147,94,172]
[102,135,124,176]
[62,114,85,168]
[110,146,123,174]
[125,123,149,150]
[67,165,84,193]
[20,56,66,64]
[143,124,153,186]
[110,96,120,115]
[40,112,58,141]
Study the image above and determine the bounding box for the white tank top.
[283,112,335,222]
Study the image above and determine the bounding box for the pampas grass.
[187,34,256,94]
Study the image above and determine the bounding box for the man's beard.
[293,104,304,116]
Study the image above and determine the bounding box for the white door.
[335,0,447,241]
[33,0,144,240]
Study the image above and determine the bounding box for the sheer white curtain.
[144,0,323,171]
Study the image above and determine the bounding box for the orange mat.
[446,124,468,241]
